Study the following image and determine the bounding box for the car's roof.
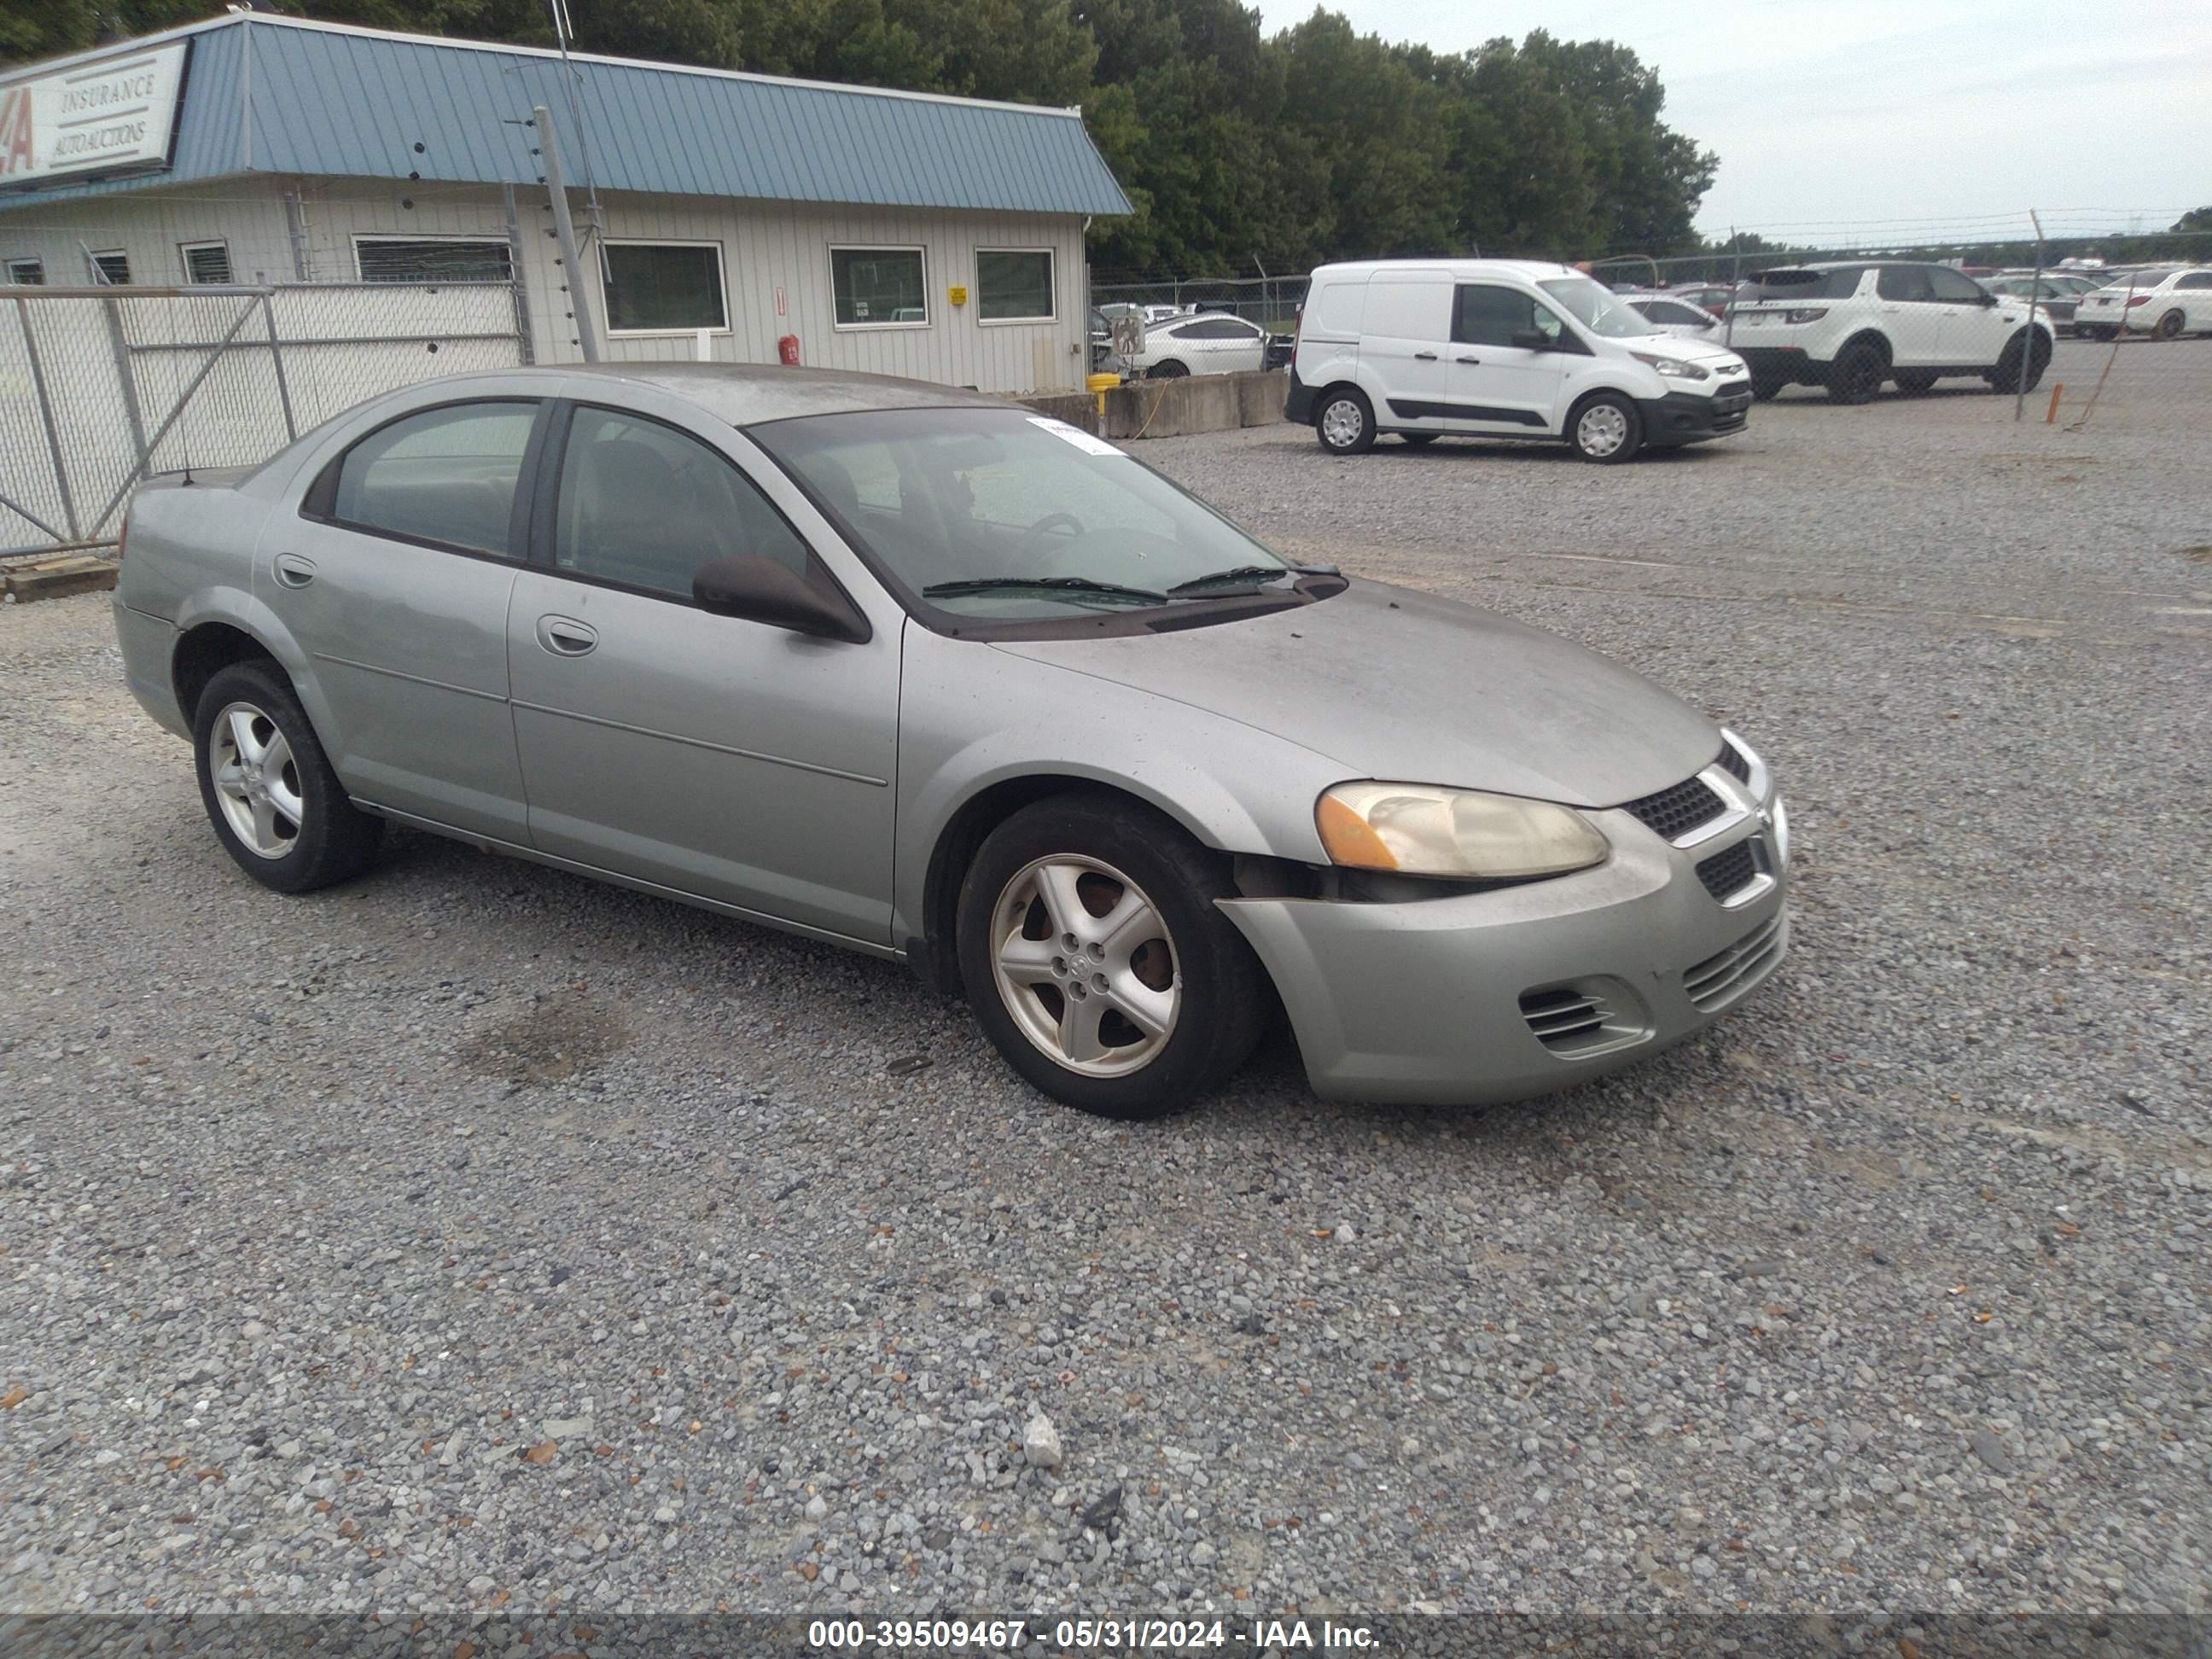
[478,362,1016,426]
[1308,258,1581,282]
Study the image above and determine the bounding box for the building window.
[602,241,728,334]
[90,249,131,285]
[831,246,927,329]
[354,236,514,282]
[180,242,232,284]
[976,249,1055,323]
[3,258,43,286]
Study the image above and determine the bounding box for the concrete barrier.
[1019,369,1287,441]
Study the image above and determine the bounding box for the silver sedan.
[113,364,1789,1117]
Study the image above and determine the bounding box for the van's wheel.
[1825,341,1887,404]
[1988,329,2053,392]
[1314,387,1376,454]
[1569,392,1642,463]
[1148,359,1190,379]
[1894,370,1939,394]
[193,660,382,894]
[2151,309,2186,341]
[956,795,1270,1119]
[1400,432,1439,446]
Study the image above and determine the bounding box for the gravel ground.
[3,336,2208,1625]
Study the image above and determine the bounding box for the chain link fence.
[0,281,527,556]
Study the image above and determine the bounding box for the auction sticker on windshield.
[1027,416,1126,457]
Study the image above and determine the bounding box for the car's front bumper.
[1637,384,1751,445]
[1218,796,1788,1105]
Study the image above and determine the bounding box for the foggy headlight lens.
[1631,352,1709,381]
[1316,783,1609,880]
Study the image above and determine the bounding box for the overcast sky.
[1250,0,2212,242]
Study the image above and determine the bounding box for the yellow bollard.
[1086,371,1121,421]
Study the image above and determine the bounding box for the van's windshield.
[1536,277,1654,339]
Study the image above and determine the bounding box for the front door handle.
[536,615,597,656]
[1413,351,1440,361]
[272,554,316,588]
[1456,355,1481,364]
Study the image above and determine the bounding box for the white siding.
[1,178,1094,393]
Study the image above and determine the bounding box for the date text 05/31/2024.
[806,1618,1381,1650]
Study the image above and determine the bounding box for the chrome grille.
[1696,838,1758,901]
[1684,911,1787,1011]
[1624,773,1728,841]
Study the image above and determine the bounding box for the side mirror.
[693,555,870,643]
[1976,293,1999,306]
[1509,328,1552,351]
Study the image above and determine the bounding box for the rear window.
[1747,267,1866,300]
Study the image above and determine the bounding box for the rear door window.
[317,401,539,557]
[1877,266,1937,302]
[1926,267,1987,303]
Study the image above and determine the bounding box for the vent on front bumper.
[1715,737,1753,785]
[1684,911,1787,1011]
[1623,772,1728,841]
[1516,981,1646,1057]
[1696,838,1758,902]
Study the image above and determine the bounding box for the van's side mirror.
[1509,328,1552,351]
[693,555,870,643]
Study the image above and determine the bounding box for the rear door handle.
[1456,355,1481,364]
[272,554,316,588]
[1413,351,1440,361]
[536,615,597,656]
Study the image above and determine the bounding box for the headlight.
[1631,352,1709,381]
[1316,783,1609,880]
[1784,307,1828,324]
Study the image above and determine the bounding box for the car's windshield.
[1537,276,1652,338]
[753,408,1296,621]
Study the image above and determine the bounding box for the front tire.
[1569,392,1642,463]
[193,661,382,893]
[956,795,1270,1119]
[1314,387,1377,454]
[1988,329,2053,392]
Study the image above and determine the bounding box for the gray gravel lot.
[3,335,2207,1622]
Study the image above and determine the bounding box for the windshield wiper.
[1166,562,1340,595]
[923,575,1168,605]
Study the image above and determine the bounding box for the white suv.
[1726,261,2054,403]
[1287,259,1754,463]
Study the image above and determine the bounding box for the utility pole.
[2017,209,2046,422]
[533,104,599,363]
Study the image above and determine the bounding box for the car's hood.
[989,580,1720,807]
[1647,335,1749,375]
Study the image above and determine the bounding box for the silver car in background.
[113,364,1789,1117]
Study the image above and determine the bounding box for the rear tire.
[1750,377,1784,402]
[1568,392,1642,463]
[193,661,382,894]
[955,795,1270,1119]
[1825,340,1887,404]
[1149,359,1190,379]
[1314,387,1377,454]
[2151,308,2186,341]
[1893,370,1939,394]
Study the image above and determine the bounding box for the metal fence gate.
[0,281,527,556]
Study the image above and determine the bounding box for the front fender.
[892,632,1343,946]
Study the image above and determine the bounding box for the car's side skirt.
[1385,398,1550,427]
[354,799,905,963]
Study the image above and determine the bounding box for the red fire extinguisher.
[778,334,801,367]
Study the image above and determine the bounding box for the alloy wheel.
[989,854,1180,1078]
[209,700,305,859]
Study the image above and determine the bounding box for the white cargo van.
[1286,259,1754,463]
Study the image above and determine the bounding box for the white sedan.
[2074,268,2212,341]
[1123,311,1272,378]
[1616,290,1728,341]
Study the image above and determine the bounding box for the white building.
[0,13,1131,393]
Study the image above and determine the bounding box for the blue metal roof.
[0,15,1132,217]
